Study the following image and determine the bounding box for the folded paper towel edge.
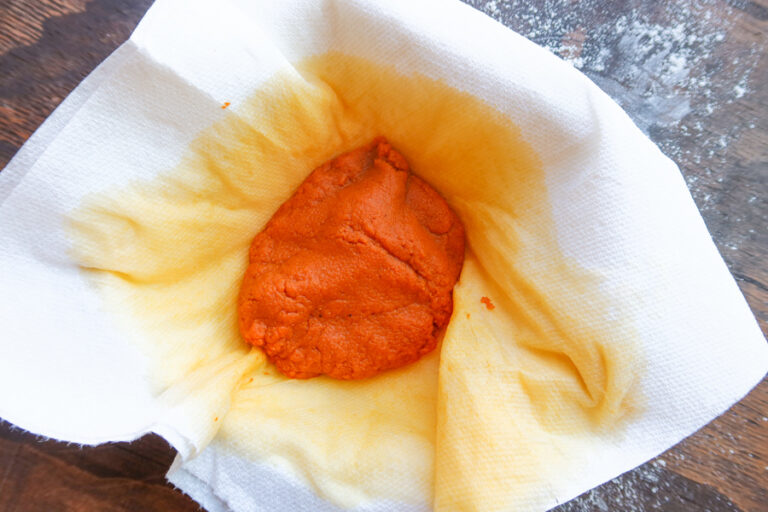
[547,367,768,510]
[167,453,232,512]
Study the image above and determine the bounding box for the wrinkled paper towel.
[1,0,766,511]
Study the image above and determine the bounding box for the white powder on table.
[469,0,758,131]
[465,0,764,220]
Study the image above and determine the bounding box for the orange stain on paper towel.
[67,51,641,511]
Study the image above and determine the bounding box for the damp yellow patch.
[68,52,640,510]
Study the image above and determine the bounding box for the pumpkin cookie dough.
[238,138,465,379]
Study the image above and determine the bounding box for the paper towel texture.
[1,0,766,511]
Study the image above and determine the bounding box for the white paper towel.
[0,0,766,510]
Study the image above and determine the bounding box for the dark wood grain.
[0,426,200,512]
[0,0,154,164]
[0,0,766,511]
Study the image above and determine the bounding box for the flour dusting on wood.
[554,458,742,511]
[470,1,758,135]
[466,0,767,257]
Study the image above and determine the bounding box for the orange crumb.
[248,377,254,383]
[263,371,269,375]
[221,102,231,109]
[214,416,219,422]
[466,313,471,319]
[480,296,495,310]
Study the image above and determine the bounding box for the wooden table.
[0,1,765,510]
